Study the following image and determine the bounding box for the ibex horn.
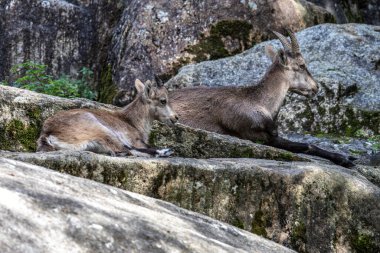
[154,75,164,87]
[271,30,291,52]
[287,29,300,54]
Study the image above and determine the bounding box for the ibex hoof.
[156,148,174,157]
[348,155,358,161]
[339,158,356,168]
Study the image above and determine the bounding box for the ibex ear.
[135,79,151,102]
[145,80,156,99]
[278,49,288,66]
[265,45,277,63]
[135,79,145,94]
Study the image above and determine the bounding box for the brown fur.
[37,80,178,156]
[169,31,355,167]
[170,53,316,143]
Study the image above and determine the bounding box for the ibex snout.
[312,85,318,95]
[309,78,319,97]
[170,114,179,125]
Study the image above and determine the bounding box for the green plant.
[369,135,380,152]
[7,61,96,99]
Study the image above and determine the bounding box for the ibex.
[169,31,355,167]
[37,79,178,157]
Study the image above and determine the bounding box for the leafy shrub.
[3,61,96,100]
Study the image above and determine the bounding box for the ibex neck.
[252,65,290,118]
[119,96,153,143]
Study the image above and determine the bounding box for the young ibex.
[169,31,355,167]
[37,79,178,157]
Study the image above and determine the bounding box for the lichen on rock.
[149,121,306,162]
[0,151,379,252]
[0,157,296,253]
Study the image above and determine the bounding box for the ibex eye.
[160,99,167,105]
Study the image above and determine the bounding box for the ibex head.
[135,79,178,125]
[265,30,318,97]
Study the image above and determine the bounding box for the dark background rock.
[307,0,380,25]
[110,0,334,104]
[0,0,124,102]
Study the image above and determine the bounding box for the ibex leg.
[267,136,355,168]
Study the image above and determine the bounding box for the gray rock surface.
[1,151,379,253]
[165,24,380,135]
[282,132,379,157]
[0,157,295,253]
[307,0,380,25]
[149,122,307,162]
[110,0,334,101]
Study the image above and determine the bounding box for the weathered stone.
[110,0,334,103]
[1,151,379,253]
[0,157,295,253]
[0,0,124,99]
[149,121,307,162]
[0,85,115,151]
[281,132,379,158]
[355,164,380,187]
[165,24,380,136]
[307,0,380,25]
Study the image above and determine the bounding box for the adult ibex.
[37,79,178,157]
[169,31,355,167]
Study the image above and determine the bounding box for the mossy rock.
[0,119,40,151]
[149,121,307,162]
[351,231,379,253]
[1,151,379,252]
[97,64,118,104]
[0,85,115,152]
[185,20,255,62]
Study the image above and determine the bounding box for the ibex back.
[37,79,178,157]
[170,31,355,167]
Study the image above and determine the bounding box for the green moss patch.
[251,210,268,237]
[290,221,307,252]
[97,64,118,104]
[342,0,366,23]
[186,20,254,62]
[232,217,245,229]
[342,109,380,136]
[0,119,39,151]
[351,232,379,253]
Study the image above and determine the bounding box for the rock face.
[0,0,124,101]
[0,85,115,152]
[0,158,295,253]
[149,122,307,161]
[110,0,334,103]
[0,0,333,104]
[307,0,380,25]
[165,24,380,136]
[1,151,379,253]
